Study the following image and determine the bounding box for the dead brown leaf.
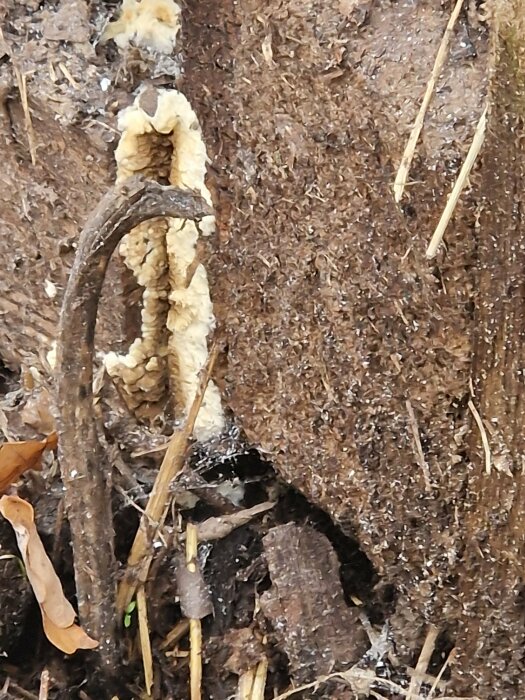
[0,495,98,653]
[21,390,57,435]
[42,612,98,655]
[0,432,58,494]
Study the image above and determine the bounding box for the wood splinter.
[56,176,211,669]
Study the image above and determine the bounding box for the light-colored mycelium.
[102,0,182,54]
[104,89,225,441]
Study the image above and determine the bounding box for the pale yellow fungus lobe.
[104,89,225,441]
[102,0,181,54]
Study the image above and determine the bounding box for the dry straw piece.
[426,106,487,258]
[137,586,154,697]
[393,0,465,202]
[186,522,202,700]
[467,398,492,475]
[406,625,439,700]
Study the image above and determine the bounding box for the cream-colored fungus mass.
[102,0,182,54]
[104,89,225,441]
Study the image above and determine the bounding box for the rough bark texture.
[453,4,525,694]
[0,0,132,371]
[205,0,485,668]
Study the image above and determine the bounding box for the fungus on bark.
[102,0,182,54]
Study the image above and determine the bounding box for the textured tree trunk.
[0,92,115,371]
[455,2,525,692]
[0,0,524,694]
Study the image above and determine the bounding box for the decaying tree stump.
[0,0,523,694]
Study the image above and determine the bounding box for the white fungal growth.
[102,0,181,54]
[104,89,225,441]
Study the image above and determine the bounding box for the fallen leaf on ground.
[0,432,57,494]
[21,389,57,435]
[0,495,98,653]
[42,612,98,654]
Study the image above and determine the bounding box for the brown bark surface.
[454,4,525,692]
[261,523,367,683]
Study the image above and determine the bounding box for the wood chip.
[260,523,367,682]
[195,502,275,541]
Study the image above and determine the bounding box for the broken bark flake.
[260,523,367,683]
[174,552,213,620]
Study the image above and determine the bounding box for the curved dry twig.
[56,176,211,669]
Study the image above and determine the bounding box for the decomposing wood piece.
[56,176,210,669]
[260,523,367,683]
[454,2,525,693]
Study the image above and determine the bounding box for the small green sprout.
[124,600,137,629]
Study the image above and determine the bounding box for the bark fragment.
[260,523,367,683]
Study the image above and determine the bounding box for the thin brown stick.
[406,400,432,492]
[57,176,210,668]
[6,681,39,700]
[393,0,465,201]
[406,625,439,700]
[137,586,154,697]
[116,342,219,614]
[187,522,202,700]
